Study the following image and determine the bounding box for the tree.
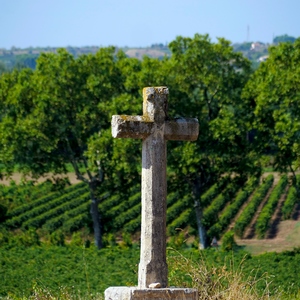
[0,62,7,75]
[117,34,258,249]
[243,38,300,193]
[0,37,259,250]
[273,34,296,45]
[0,48,141,248]
[164,34,257,248]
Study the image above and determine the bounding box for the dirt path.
[237,219,300,254]
[0,173,81,185]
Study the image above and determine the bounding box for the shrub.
[221,231,237,252]
[49,230,65,246]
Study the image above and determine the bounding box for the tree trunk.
[90,197,102,249]
[68,151,103,249]
[89,180,103,249]
[192,177,207,249]
[194,200,207,249]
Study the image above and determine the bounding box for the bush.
[49,230,65,246]
[70,232,83,247]
[0,204,7,223]
[221,231,237,252]
[103,233,116,247]
[9,228,40,247]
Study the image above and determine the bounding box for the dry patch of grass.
[168,250,281,300]
[0,172,80,185]
[237,220,300,255]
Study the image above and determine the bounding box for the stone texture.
[105,287,198,300]
[111,87,199,291]
[149,283,161,288]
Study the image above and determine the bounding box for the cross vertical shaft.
[139,88,168,288]
[111,87,199,289]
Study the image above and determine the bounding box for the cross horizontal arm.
[165,117,199,141]
[111,115,153,139]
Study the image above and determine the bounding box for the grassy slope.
[1,245,300,299]
[2,172,300,255]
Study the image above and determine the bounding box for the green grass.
[1,244,300,299]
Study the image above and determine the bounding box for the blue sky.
[1,0,299,49]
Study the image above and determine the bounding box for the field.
[1,245,300,299]
[1,172,300,298]
[1,172,300,250]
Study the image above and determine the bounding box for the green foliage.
[2,245,300,299]
[167,195,190,224]
[0,34,262,248]
[6,182,84,220]
[0,46,144,248]
[199,176,230,207]
[234,174,274,237]
[0,203,7,223]
[0,61,7,74]
[202,181,240,229]
[110,202,141,232]
[0,180,52,213]
[21,189,90,230]
[70,231,83,247]
[9,228,40,247]
[221,230,237,251]
[243,38,300,181]
[167,208,193,236]
[123,215,141,234]
[168,230,187,249]
[120,232,133,248]
[106,192,141,231]
[166,191,181,207]
[5,185,88,229]
[62,213,90,233]
[282,178,300,220]
[165,34,258,245]
[255,175,288,238]
[42,198,90,233]
[208,176,259,238]
[49,230,65,246]
[273,34,296,44]
[102,233,116,247]
[0,245,140,298]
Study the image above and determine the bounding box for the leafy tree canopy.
[0,35,260,248]
[273,34,296,45]
[243,38,300,185]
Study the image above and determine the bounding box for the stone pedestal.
[105,287,198,300]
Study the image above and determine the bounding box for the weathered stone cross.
[111,87,199,289]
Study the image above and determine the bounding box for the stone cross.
[111,87,199,289]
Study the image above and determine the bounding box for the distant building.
[250,42,264,51]
[257,55,269,62]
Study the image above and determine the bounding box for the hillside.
[1,172,300,255]
[0,41,267,71]
[2,172,300,298]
